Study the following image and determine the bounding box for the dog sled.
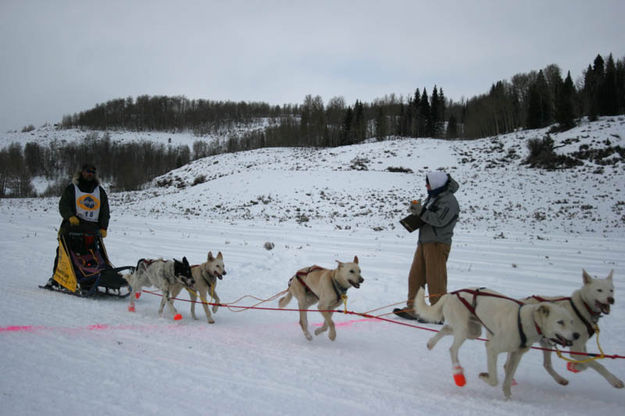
[41,231,133,298]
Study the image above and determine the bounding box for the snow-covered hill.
[1,117,624,415]
[108,116,625,237]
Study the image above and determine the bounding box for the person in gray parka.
[394,170,459,321]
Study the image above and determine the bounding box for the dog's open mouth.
[216,273,223,280]
[549,334,573,347]
[595,300,611,315]
[349,280,361,289]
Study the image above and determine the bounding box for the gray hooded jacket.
[418,175,460,245]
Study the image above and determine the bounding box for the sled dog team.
[124,253,621,399]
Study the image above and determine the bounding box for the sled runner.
[41,231,133,298]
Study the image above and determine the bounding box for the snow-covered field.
[1,118,624,415]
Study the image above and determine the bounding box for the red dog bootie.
[567,362,580,373]
[453,366,466,386]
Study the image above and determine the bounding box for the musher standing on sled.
[44,163,110,288]
[394,170,459,322]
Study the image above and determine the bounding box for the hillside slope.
[114,116,625,236]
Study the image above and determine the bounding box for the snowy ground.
[1,118,625,415]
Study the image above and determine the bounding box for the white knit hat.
[426,171,448,190]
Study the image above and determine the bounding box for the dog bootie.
[453,366,466,387]
[567,362,580,373]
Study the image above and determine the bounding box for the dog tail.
[414,287,446,323]
[278,291,292,308]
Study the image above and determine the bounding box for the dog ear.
[607,269,614,281]
[183,256,189,266]
[538,304,551,317]
[582,269,593,285]
[217,251,223,259]
[207,251,214,261]
[335,260,342,268]
[353,255,359,264]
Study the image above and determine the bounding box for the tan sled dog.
[519,269,623,388]
[171,251,226,324]
[278,256,364,341]
[415,287,579,399]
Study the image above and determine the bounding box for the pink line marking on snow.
[0,323,179,334]
[313,317,376,328]
[0,325,42,333]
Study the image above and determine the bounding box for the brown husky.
[278,256,364,341]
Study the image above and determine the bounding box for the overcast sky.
[1,0,624,133]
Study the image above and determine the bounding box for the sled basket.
[49,232,132,297]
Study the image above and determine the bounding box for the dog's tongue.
[596,301,610,315]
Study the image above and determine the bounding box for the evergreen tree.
[555,71,576,130]
[617,57,625,113]
[526,70,553,128]
[446,114,458,138]
[601,54,619,115]
[420,88,431,137]
[375,106,388,140]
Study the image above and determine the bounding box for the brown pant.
[407,242,451,307]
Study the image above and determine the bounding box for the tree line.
[0,133,190,197]
[61,96,293,135]
[2,51,624,197]
[453,54,625,138]
[59,52,625,144]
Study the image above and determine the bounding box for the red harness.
[291,266,325,298]
[528,295,597,337]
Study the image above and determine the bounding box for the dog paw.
[304,333,313,341]
[212,306,219,313]
[613,379,624,389]
[314,327,325,336]
[479,373,497,386]
[329,331,336,341]
[135,292,141,299]
[208,318,215,324]
[173,314,182,321]
[128,305,135,313]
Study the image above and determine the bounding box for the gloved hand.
[99,229,107,238]
[409,200,423,216]
[69,216,80,226]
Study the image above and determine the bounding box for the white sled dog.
[170,251,226,324]
[519,269,623,388]
[125,257,194,320]
[415,287,579,399]
[278,256,364,341]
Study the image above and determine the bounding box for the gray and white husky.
[125,257,194,320]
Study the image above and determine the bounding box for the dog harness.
[330,271,349,302]
[290,266,348,303]
[528,295,598,338]
[290,266,325,299]
[571,299,599,337]
[452,288,541,348]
